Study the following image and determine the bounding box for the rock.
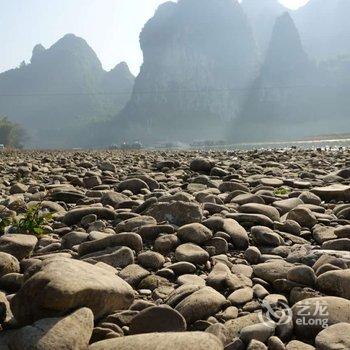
[174,286,226,324]
[228,287,253,305]
[287,265,316,287]
[253,261,293,284]
[317,269,350,299]
[312,225,337,244]
[315,322,350,350]
[251,226,283,247]
[0,234,38,260]
[78,232,143,255]
[223,219,249,250]
[115,216,157,233]
[334,225,350,238]
[292,296,350,338]
[298,192,322,206]
[175,243,209,265]
[129,306,186,334]
[101,192,129,208]
[286,340,315,349]
[89,332,223,350]
[244,247,261,264]
[11,257,134,325]
[177,223,213,244]
[117,178,149,194]
[0,252,20,277]
[154,234,180,254]
[240,322,275,344]
[8,308,93,350]
[137,251,165,270]
[312,184,350,202]
[63,207,117,226]
[81,246,134,268]
[146,201,203,226]
[190,158,215,173]
[225,313,262,339]
[118,264,151,287]
[286,208,317,228]
[273,198,303,215]
[240,204,280,222]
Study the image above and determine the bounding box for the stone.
[286,207,317,228]
[190,158,215,173]
[117,178,149,194]
[228,287,253,305]
[240,204,280,222]
[317,269,350,299]
[118,264,151,287]
[225,313,262,339]
[177,223,213,244]
[0,234,38,260]
[292,296,350,338]
[175,243,209,265]
[8,308,93,350]
[287,265,316,287]
[11,257,134,325]
[137,251,165,270]
[240,322,275,344]
[253,261,293,284]
[251,226,283,247]
[0,252,20,277]
[146,201,203,226]
[89,332,224,350]
[129,306,186,334]
[63,207,117,226]
[174,286,226,324]
[315,322,350,350]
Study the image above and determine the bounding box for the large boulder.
[0,252,20,278]
[8,308,93,350]
[89,332,223,350]
[11,257,134,325]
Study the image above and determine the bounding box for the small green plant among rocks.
[15,204,52,236]
[9,204,52,236]
[273,187,292,197]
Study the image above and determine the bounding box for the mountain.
[241,0,287,57]
[0,34,134,148]
[114,0,258,144]
[293,0,350,60]
[232,12,318,141]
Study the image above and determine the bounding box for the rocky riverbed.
[0,148,350,349]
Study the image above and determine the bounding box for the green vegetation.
[274,187,292,196]
[12,204,52,236]
[0,117,27,148]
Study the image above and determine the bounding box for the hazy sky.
[0,0,309,76]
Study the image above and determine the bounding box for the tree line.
[0,117,27,148]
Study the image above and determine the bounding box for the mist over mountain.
[1,0,350,148]
[241,0,286,56]
[0,34,134,148]
[114,0,258,144]
[293,0,350,60]
[232,12,317,141]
